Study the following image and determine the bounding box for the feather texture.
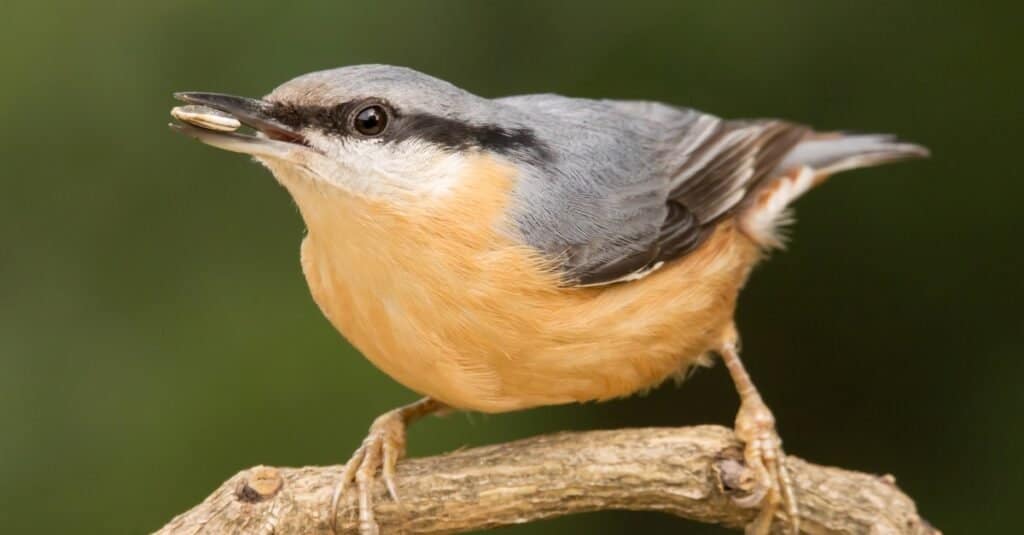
[500,96,924,286]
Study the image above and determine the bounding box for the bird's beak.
[169,92,311,159]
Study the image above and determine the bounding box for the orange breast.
[283,156,760,413]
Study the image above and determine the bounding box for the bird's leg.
[719,337,799,535]
[330,397,447,535]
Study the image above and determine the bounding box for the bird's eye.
[353,104,388,136]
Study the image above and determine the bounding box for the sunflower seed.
[171,105,241,132]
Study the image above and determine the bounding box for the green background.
[2,1,1020,533]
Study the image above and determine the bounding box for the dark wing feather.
[574,103,809,285]
[669,120,809,221]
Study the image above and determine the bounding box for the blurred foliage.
[1,1,1021,533]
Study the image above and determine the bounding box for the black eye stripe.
[266,100,373,133]
[387,114,550,159]
[265,103,328,130]
[264,100,551,161]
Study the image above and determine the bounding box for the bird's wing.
[502,95,807,286]
[593,101,809,284]
[500,96,921,287]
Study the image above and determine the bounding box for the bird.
[170,64,927,535]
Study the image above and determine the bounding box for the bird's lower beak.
[169,92,310,159]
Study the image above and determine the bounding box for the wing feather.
[570,109,810,285]
[498,95,922,287]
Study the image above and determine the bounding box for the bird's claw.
[733,398,799,535]
[330,410,408,535]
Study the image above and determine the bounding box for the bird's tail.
[740,132,929,248]
[779,133,930,180]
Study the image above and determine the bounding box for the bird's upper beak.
[169,92,310,159]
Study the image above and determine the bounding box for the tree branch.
[155,425,939,534]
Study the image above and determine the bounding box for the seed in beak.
[171,105,241,132]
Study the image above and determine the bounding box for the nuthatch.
[171,64,927,535]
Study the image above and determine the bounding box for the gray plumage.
[260,65,928,285]
[496,94,810,284]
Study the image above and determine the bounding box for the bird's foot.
[329,409,407,535]
[732,396,799,535]
[329,398,444,535]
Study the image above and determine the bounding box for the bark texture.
[156,425,939,535]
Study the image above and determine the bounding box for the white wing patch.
[739,165,816,249]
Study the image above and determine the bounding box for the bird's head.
[172,64,544,203]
